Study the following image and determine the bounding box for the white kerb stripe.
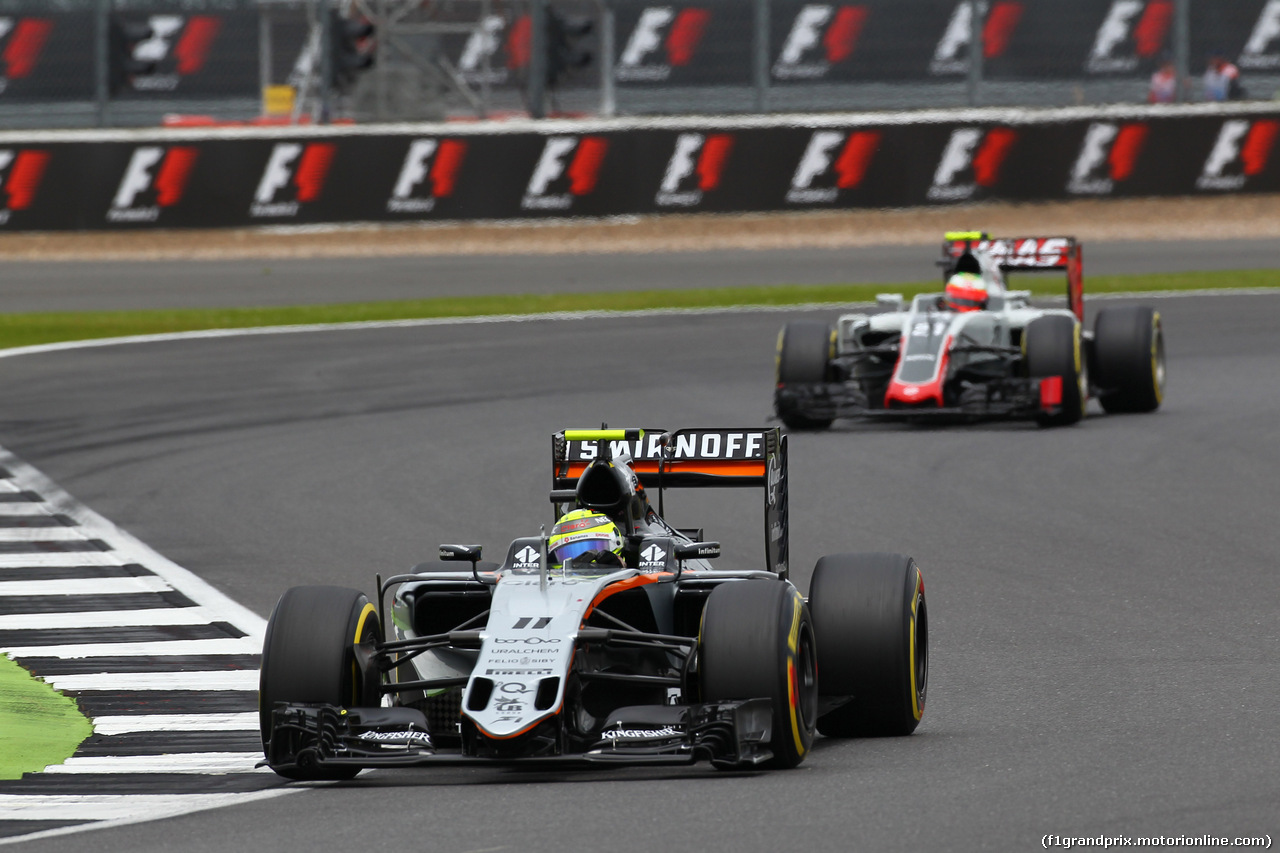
[44,753,267,774]
[91,713,259,735]
[0,481,21,493]
[45,671,260,692]
[0,504,60,516]
[1,637,260,658]
[0,607,213,630]
[0,527,93,542]
[0,576,167,596]
[0,553,125,570]
[0,792,289,823]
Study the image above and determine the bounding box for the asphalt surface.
[1,237,1277,312]
[0,286,1277,851]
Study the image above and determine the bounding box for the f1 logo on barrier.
[787,130,879,204]
[0,149,49,225]
[251,142,337,218]
[927,127,1016,201]
[1086,0,1171,74]
[656,133,733,208]
[127,15,222,91]
[522,136,608,211]
[457,14,530,84]
[0,17,53,92]
[1197,119,1280,191]
[1240,0,1280,70]
[1067,122,1148,195]
[773,4,867,81]
[616,6,710,82]
[388,139,467,213]
[108,146,199,223]
[931,1,1023,75]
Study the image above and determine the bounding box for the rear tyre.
[1024,314,1086,427]
[700,580,818,768]
[259,585,381,780]
[775,322,835,431]
[808,553,926,738]
[1093,305,1164,414]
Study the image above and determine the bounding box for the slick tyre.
[700,580,818,769]
[808,553,926,738]
[775,321,835,431]
[1092,305,1165,414]
[259,585,381,780]
[1024,314,1087,427]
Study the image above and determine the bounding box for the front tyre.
[259,585,382,780]
[700,580,818,768]
[808,553,926,737]
[1024,314,1087,427]
[1093,305,1164,414]
[775,321,835,431]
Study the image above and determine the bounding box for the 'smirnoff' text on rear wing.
[552,428,789,578]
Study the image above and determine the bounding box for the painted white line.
[43,753,267,775]
[45,671,260,692]
[0,607,214,631]
[0,527,93,541]
[0,450,268,638]
[0,576,166,596]
[0,481,24,493]
[0,287,1276,365]
[0,791,290,826]
[2,637,260,659]
[92,713,259,735]
[0,552,125,570]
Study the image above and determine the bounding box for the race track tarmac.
[0,283,1276,851]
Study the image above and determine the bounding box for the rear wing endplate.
[942,232,1084,322]
[553,428,789,579]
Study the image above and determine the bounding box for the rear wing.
[553,428,789,578]
[942,232,1084,322]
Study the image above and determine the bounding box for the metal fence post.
[318,0,333,124]
[753,0,769,112]
[94,0,109,127]
[967,0,983,107]
[600,2,616,118]
[1174,0,1191,102]
[528,0,547,119]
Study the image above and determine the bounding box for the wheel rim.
[914,596,928,714]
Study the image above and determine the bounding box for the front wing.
[776,376,1063,422]
[262,699,776,773]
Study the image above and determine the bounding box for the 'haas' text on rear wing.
[553,428,789,578]
[943,232,1084,322]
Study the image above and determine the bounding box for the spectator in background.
[1149,58,1178,103]
[1203,53,1245,101]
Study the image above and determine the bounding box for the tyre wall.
[1,103,1278,231]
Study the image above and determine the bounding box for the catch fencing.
[3,1,1280,128]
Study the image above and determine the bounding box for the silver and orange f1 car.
[774,233,1166,428]
[259,427,927,778]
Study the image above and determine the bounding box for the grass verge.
[0,269,1275,351]
[0,655,92,779]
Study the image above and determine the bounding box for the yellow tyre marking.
[908,569,923,721]
[786,593,806,757]
[350,602,377,706]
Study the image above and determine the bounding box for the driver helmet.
[945,271,989,312]
[549,509,623,566]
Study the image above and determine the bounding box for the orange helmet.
[945,272,989,312]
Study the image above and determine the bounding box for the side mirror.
[674,541,720,561]
[439,544,482,563]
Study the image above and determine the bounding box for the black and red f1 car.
[259,427,927,777]
[774,233,1166,428]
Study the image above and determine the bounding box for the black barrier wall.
[0,105,1277,230]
